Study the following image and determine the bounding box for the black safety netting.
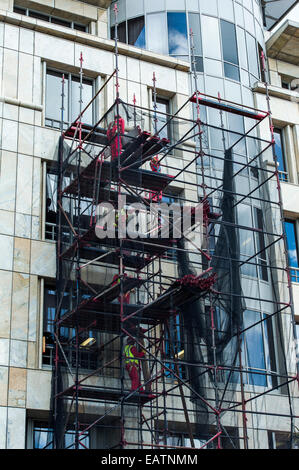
[48,95,297,449]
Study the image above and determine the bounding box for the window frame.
[45,68,95,129]
[13,4,88,32]
[284,219,299,283]
[273,128,288,182]
[151,94,172,141]
[32,421,90,449]
[220,19,240,82]
[42,283,99,371]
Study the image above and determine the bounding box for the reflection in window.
[220,20,239,65]
[43,284,97,369]
[45,165,71,241]
[167,12,188,57]
[158,427,239,449]
[33,423,89,449]
[128,17,145,48]
[228,114,246,155]
[254,207,268,282]
[246,32,259,78]
[153,96,170,141]
[238,204,257,278]
[274,128,288,182]
[188,13,204,72]
[258,43,266,82]
[220,20,240,81]
[285,220,299,282]
[164,314,185,378]
[147,13,168,55]
[242,310,274,387]
[45,70,94,129]
[224,62,240,81]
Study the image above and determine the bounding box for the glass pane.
[224,63,240,81]
[201,15,221,60]
[46,70,69,123]
[128,16,145,49]
[34,427,53,449]
[51,17,71,28]
[71,77,93,125]
[29,10,50,21]
[188,13,202,56]
[254,208,268,281]
[175,55,189,63]
[220,20,239,65]
[195,56,204,72]
[111,21,126,43]
[153,97,169,140]
[285,220,299,268]
[74,23,87,32]
[13,6,26,15]
[147,13,168,55]
[243,310,267,386]
[246,33,259,78]
[167,12,188,56]
[273,129,287,174]
[228,113,246,154]
[237,204,257,277]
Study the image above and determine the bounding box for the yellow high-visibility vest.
[124,344,138,365]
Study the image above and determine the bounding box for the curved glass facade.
[110,0,265,88]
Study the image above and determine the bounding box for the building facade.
[0,0,298,449]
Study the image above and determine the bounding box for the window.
[43,284,98,369]
[147,12,168,55]
[167,12,188,60]
[161,194,178,261]
[215,306,276,388]
[45,166,58,241]
[111,21,127,44]
[45,165,72,242]
[164,313,185,379]
[33,422,89,449]
[274,128,288,182]
[158,427,239,449]
[188,13,204,72]
[45,69,94,129]
[220,20,240,81]
[254,207,268,282]
[128,17,145,48]
[268,431,299,449]
[152,96,170,141]
[242,310,274,387]
[13,5,88,32]
[246,32,259,81]
[238,205,268,281]
[111,17,146,50]
[280,74,298,91]
[284,220,299,282]
[258,43,266,82]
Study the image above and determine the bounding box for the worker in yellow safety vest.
[124,336,145,392]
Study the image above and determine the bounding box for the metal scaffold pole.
[49,23,298,449]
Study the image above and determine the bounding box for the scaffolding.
[47,12,299,451]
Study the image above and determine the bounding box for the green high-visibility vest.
[124,344,138,365]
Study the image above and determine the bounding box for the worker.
[124,336,145,392]
[150,155,161,173]
[111,273,132,304]
[107,114,125,161]
[149,155,163,202]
